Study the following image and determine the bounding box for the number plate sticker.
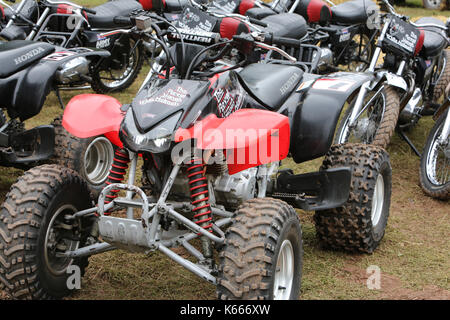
[43,51,76,61]
[383,16,420,56]
[312,79,355,92]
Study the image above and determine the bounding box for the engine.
[170,166,258,210]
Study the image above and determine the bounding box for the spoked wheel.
[217,198,302,300]
[91,37,144,93]
[334,86,400,149]
[345,33,374,72]
[0,165,94,299]
[419,111,450,200]
[51,117,115,198]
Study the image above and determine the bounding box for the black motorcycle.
[0,0,146,93]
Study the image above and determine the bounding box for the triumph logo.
[14,47,45,65]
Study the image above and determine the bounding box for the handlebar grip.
[82,7,96,15]
[113,16,132,26]
[248,18,268,28]
[270,36,302,47]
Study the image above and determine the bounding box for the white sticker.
[312,79,355,92]
[43,51,76,61]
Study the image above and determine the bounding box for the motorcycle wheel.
[217,198,303,300]
[334,85,400,149]
[433,49,450,102]
[51,117,115,198]
[90,37,144,93]
[345,32,374,73]
[0,165,93,299]
[423,0,446,9]
[314,144,392,253]
[419,111,450,200]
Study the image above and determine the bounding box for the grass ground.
[0,0,449,300]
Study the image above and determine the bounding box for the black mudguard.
[1,47,109,121]
[288,72,373,163]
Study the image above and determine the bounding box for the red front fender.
[62,94,124,148]
[175,109,290,175]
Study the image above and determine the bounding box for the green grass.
[0,0,449,300]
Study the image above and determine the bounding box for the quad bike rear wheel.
[217,198,303,300]
[51,117,115,198]
[334,86,400,149]
[314,144,392,253]
[419,111,450,200]
[0,165,93,299]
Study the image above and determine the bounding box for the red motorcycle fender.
[175,109,290,175]
[62,94,124,148]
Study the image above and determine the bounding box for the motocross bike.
[333,0,450,149]
[0,0,146,93]
[0,13,392,300]
[0,0,38,34]
[419,86,450,199]
[0,38,109,172]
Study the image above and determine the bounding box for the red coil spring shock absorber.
[187,157,212,233]
[104,149,130,215]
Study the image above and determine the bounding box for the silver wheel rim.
[371,174,385,227]
[99,39,140,89]
[426,124,449,186]
[424,0,442,8]
[44,204,79,276]
[338,91,386,144]
[273,239,294,300]
[84,137,114,185]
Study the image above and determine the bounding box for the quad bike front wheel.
[217,198,303,300]
[314,144,392,253]
[0,165,94,299]
[334,85,400,149]
[51,117,114,198]
[419,111,450,200]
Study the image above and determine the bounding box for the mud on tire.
[51,117,114,198]
[217,198,303,300]
[314,144,392,253]
[0,165,93,299]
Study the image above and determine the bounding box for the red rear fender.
[62,94,124,147]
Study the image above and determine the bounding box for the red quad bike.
[0,16,392,300]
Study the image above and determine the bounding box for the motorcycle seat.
[330,0,375,24]
[0,40,55,78]
[236,63,303,110]
[415,17,448,58]
[87,0,143,29]
[245,7,276,20]
[261,13,308,39]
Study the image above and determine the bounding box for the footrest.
[272,167,351,211]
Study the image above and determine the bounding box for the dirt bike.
[333,0,450,149]
[0,13,392,300]
[419,86,450,200]
[0,0,146,93]
[0,38,108,171]
[0,0,38,33]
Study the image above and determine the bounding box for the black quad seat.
[236,63,304,110]
[331,0,376,24]
[87,0,143,29]
[261,13,308,39]
[415,17,448,58]
[0,40,55,78]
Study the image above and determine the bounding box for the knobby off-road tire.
[0,165,93,299]
[433,50,450,102]
[334,86,400,149]
[314,144,392,253]
[217,198,303,300]
[419,111,450,200]
[51,117,114,198]
[90,40,144,94]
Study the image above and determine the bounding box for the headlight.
[119,109,182,153]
